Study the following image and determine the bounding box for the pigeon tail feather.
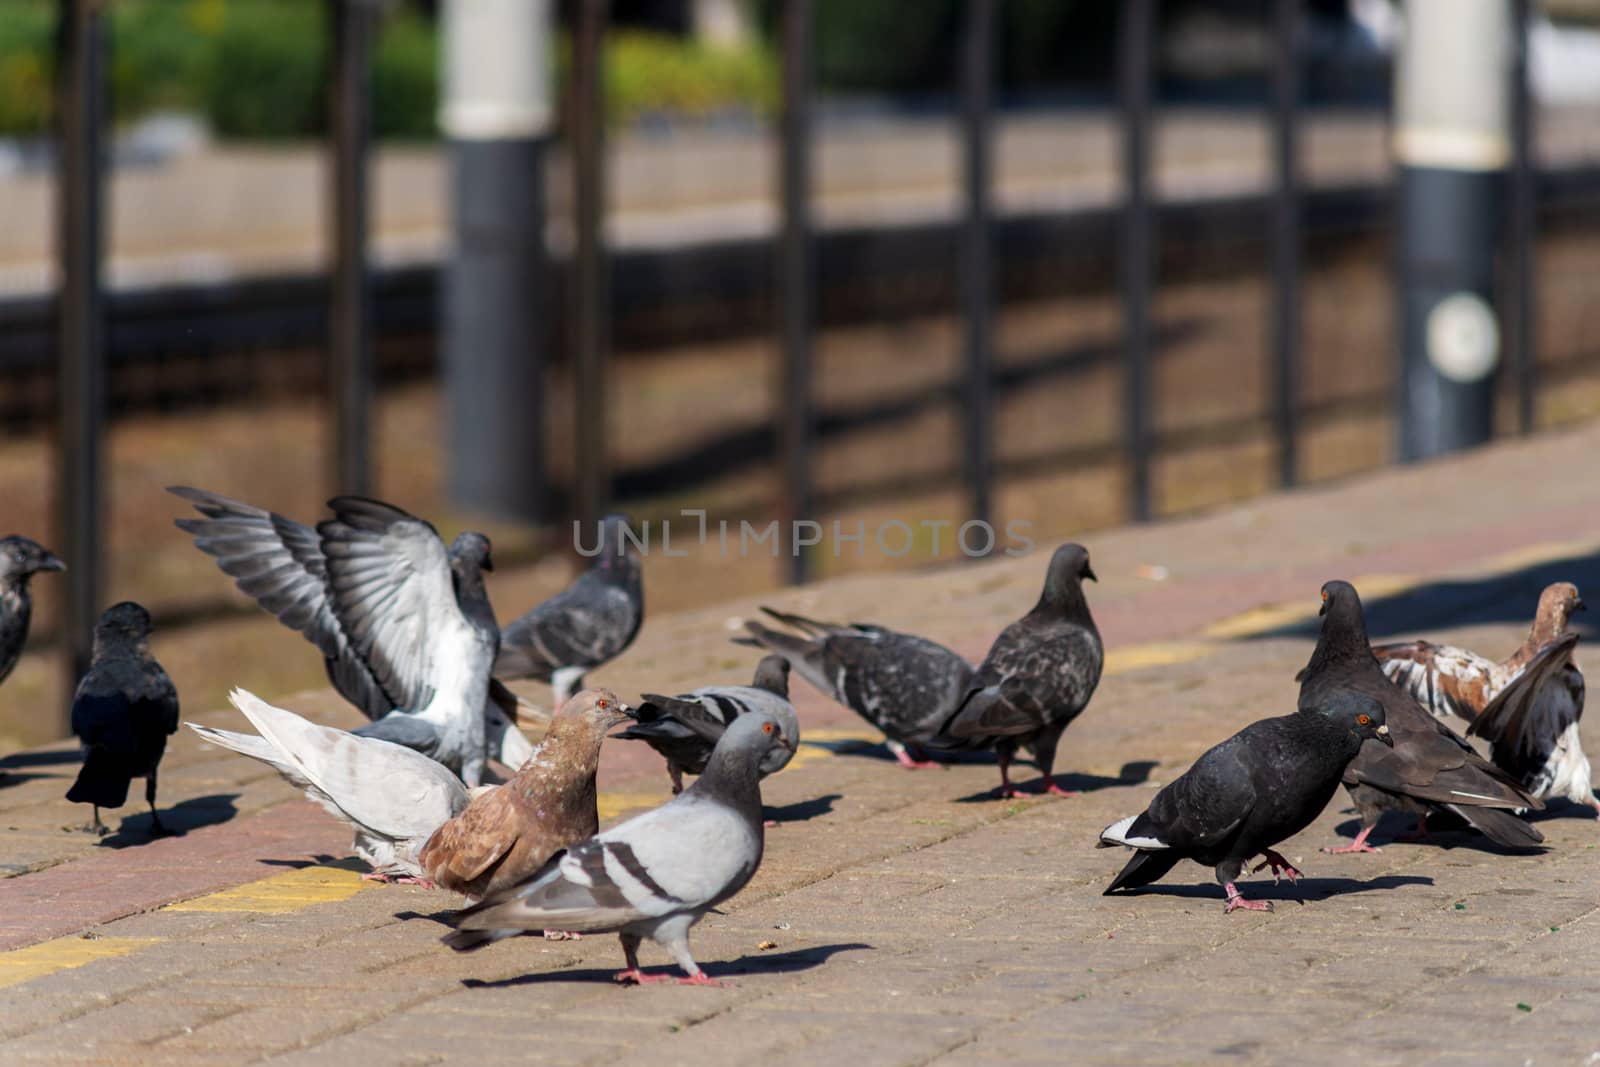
[1103,849,1183,894]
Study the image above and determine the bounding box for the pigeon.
[418,689,634,899]
[936,543,1104,797]
[0,535,65,687]
[189,688,470,882]
[1375,582,1595,817]
[66,602,180,836]
[1466,632,1595,819]
[170,487,526,786]
[734,606,973,769]
[614,655,798,795]
[1100,690,1393,912]
[1296,580,1544,853]
[496,514,644,705]
[443,711,795,986]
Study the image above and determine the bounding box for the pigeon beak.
[1084,566,1098,583]
[481,554,495,573]
[38,553,66,573]
[1576,598,1588,613]
[1375,724,1393,748]
[1318,602,1328,617]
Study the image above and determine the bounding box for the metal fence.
[35,0,1545,724]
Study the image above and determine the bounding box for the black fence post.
[328,0,375,496]
[1508,0,1536,435]
[961,0,996,543]
[777,0,815,585]
[572,0,610,532]
[1270,0,1301,487]
[55,0,107,730]
[1119,0,1156,521]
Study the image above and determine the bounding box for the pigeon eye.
[1357,714,1371,726]
[597,699,608,709]
[762,722,775,735]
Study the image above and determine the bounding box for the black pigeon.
[170,487,518,786]
[936,543,1103,797]
[1296,580,1544,853]
[495,514,644,705]
[66,602,180,836]
[1,536,66,686]
[444,711,794,986]
[1467,631,1596,819]
[614,656,798,795]
[735,606,974,768]
[1100,691,1393,912]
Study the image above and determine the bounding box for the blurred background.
[4,0,1600,752]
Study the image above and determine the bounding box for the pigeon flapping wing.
[1468,632,1582,764]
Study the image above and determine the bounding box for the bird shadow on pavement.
[763,793,841,823]
[0,747,83,776]
[1329,813,1549,856]
[99,793,239,848]
[953,760,1158,804]
[1528,799,1600,824]
[459,941,873,989]
[1110,874,1432,906]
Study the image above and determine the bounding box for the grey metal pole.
[55,0,107,727]
[777,0,814,585]
[1270,0,1301,487]
[961,0,996,541]
[1394,0,1514,461]
[1507,0,1536,435]
[1119,0,1156,521]
[572,0,610,532]
[442,0,552,520]
[328,0,375,496]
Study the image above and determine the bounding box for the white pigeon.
[189,688,470,882]
[443,711,795,986]
[171,488,518,786]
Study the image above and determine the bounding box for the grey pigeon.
[1,536,65,686]
[936,543,1104,797]
[1296,580,1544,853]
[1375,582,1594,818]
[496,514,643,705]
[189,688,470,882]
[170,487,525,786]
[614,656,798,794]
[1100,690,1393,912]
[443,711,795,986]
[1467,632,1595,819]
[66,603,180,836]
[735,606,973,768]
[418,689,633,899]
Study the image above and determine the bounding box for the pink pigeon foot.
[614,969,674,985]
[1395,816,1429,843]
[1322,824,1382,854]
[1251,849,1302,884]
[763,818,780,828]
[1223,883,1273,913]
[892,748,942,770]
[676,972,730,987]
[1043,779,1081,798]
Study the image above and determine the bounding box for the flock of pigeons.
[0,491,1593,984]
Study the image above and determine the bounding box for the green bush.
[595,31,776,125]
[0,3,54,136]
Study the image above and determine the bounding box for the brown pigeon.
[1374,582,1594,818]
[418,689,632,899]
[1296,580,1543,853]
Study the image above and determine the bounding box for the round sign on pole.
[1426,291,1500,383]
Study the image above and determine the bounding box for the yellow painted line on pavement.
[0,936,158,990]
[1103,640,1217,676]
[597,791,669,822]
[166,864,373,914]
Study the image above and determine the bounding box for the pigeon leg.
[995,744,1020,799]
[1250,849,1302,884]
[1030,723,1079,797]
[1222,883,1273,914]
[1588,794,1600,821]
[145,773,170,837]
[83,806,110,837]
[659,923,729,988]
[1395,815,1429,843]
[668,762,684,796]
[887,740,941,771]
[1322,824,1382,854]
[614,933,672,986]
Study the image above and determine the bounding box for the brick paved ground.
[4,420,1600,1065]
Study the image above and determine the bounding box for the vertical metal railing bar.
[961,0,996,545]
[1508,0,1536,435]
[55,0,107,734]
[1118,0,1156,522]
[328,0,375,496]
[1270,0,1302,487]
[777,0,815,585]
[572,0,611,531]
